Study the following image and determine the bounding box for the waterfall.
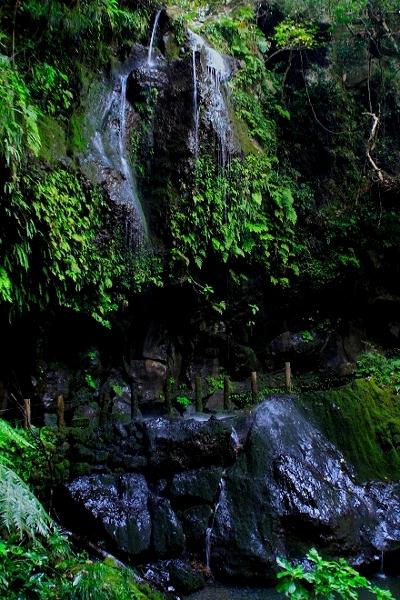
[188,30,234,168]
[205,476,226,569]
[148,10,162,67]
[84,57,148,245]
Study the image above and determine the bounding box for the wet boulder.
[65,473,151,557]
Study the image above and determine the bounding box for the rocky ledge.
[60,397,400,586]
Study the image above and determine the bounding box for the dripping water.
[148,10,162,67]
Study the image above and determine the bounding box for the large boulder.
[209,397,400,581]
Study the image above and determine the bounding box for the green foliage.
[0,422,162,600]
[276,548,394,598]
[0,167,140,323]
[0,54,41,181]
[170,152,298,299]
[22,0,149,51]
[0,532,71,599]
[0,418,67,497]
[0,419,32,467]
[72,560,163,600]
[273,19,318,49]
[356,352,400,393]
[170,7,302,304]
[30,63,73,116]
[176,395,191,408]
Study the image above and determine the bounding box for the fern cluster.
[0,464,53,540]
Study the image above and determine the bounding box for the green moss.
[37,115,67,163]
[299,379,400,482]
[69,112,88,154]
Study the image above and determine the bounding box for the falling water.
[205,477,226,569]
[148,10,162,67]
[84,58,148,245]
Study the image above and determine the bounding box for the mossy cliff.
[299,379,400,482]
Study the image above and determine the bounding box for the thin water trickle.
[192,47,200,157]
[205,476,226,569]
[148,10,162,67]
[230,427,240,452]
[376,550,387,579]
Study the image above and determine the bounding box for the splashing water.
[148,10,162,67]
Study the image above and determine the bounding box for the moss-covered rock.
[299,379,400,481]
[37,115,68,163]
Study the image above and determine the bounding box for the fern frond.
[0,464,53,539]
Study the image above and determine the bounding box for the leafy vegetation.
[0,0,159,323]
[0,418,163,599]
[276,548,393,598]
[356,352,400,393]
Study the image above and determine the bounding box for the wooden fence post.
[223,375,231,411]
[195,374,203,413]
[23,398,31,429]
[285,362,292,393]
[57,394,65,429]
[250,371,258,402]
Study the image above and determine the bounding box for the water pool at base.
[184,576,400,599]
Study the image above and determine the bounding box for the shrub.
[276,548,394,599]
